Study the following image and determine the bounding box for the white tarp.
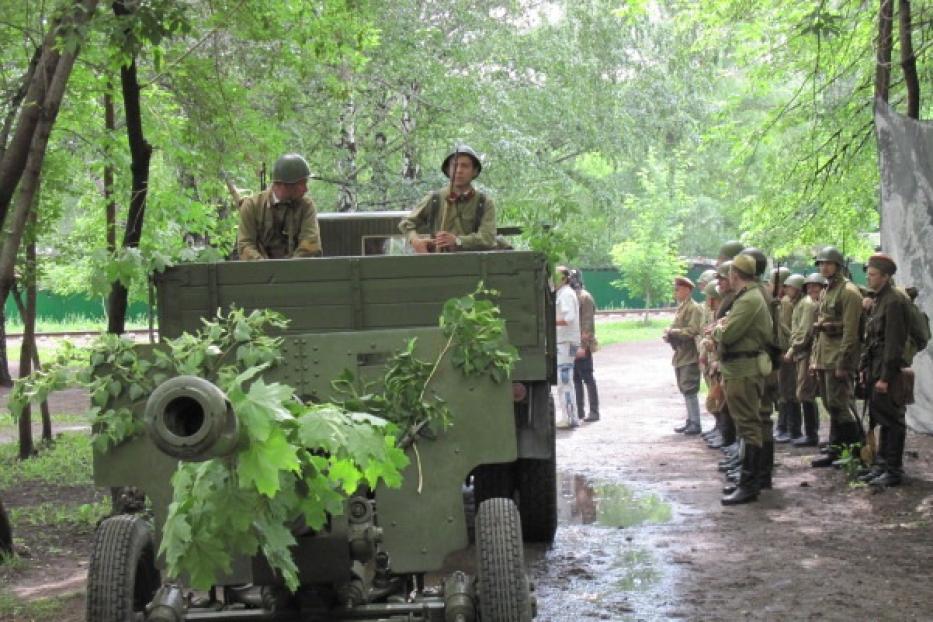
[875,99,933,434]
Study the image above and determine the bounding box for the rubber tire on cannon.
[86,514,161,622]
[475,497,533,622]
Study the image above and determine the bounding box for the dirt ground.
[2,337,933,621]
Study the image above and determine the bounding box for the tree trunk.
[875,0,894,103]
[16,282,34,459]
[24,216,52,442]
[0,0,99,228]
[336,83,358,212]
[0,308,12,387]
[0,496,11,558]
[643,291,652,325]
[401,82,421,181]
[898,0,920,118]
[106,53,152,335]
[0,8,89,309]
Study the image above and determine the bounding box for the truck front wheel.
[87,514,161,622]
[475,498,534,621]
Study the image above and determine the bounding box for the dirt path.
[531,339,933,621]
[3,338,933,620]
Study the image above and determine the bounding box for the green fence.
[3,292,149,325]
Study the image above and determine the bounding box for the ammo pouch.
[757,351,773,376]
[891,368,916,406]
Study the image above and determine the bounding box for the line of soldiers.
[667,241,923,505]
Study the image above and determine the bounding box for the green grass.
[8,498,108,530]
[0,433,93,489]
[5,313,150,334]
[598,318,669,346]
[0,590,84,621]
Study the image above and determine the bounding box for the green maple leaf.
[237,429,301,497]
[234,377,295,441]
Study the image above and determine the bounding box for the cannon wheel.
[475,498,532,622]
[87,514,161,622]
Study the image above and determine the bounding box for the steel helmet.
[784,273,805,290]
[803,272,828,287]
[697,269,718,287]
[742,247,768,277]
[731,253,757,278]
[718,240,745,262]
[814,245,845,267]
[703,281,722,300]
[771,266,791,286]
[272,153,311,183]
[716,261,732,278]
[442,145,482,179]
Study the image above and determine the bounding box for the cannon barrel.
[145,376,239,461]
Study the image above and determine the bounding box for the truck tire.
[516,456,557,544]
[87,514,161,622]
[475,498,533,622]
[472,463,515,506]
[516,394,557,543]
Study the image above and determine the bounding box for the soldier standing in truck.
[399,145,497,253]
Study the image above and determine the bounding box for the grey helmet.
[718,240,745,262]
[442,145,482,179]
[814,245,845,267]
[784,273,806,290]
[272,153,311,183]
[803,272,828,287]
[742,247,768,277]
[771,266,791,286]
[697,269,718,288]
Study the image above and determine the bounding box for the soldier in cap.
[570,270,600,422]
[859,253,911,486]
[664,276,704,434]
[774,271,803,443]
[785,273,826,446]
[705,261,738,451]
[399,145,497,253]
[714,253,773,504]
[237,153,323,260]
[810,245,864,467]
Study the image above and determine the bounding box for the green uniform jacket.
[714,283,772,379]
[669,298,703,367]
[811,274,863,373]
[578,289,597,350]
[398,187,497,250]
[787,296,818,361]
[777,296,794,350]
[237,189,322,260]
[862,281,910,382]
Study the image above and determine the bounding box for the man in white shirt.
[555,266,583,427]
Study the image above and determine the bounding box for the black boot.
[794,402,819,446]
[872,425,906,488]
[674,421,690,433]
[819,416,838,453]
[584,377,600,421]
[720,411,737,447]
[774,402,788,441]
[722,444,760,505]
[787,401,803,441]
[758,441,774,489]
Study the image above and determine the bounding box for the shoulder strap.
[473,193,486,233]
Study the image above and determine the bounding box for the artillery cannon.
[86,212,556,622]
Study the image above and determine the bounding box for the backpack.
[905,297,931,363]
[428,192,487,234]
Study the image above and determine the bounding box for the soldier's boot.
[812,413,842,467]
[706,417,725,449]
[720,411,737,448]
[684,393,702,435]
[773,402,789,442]
[718,443,743,472]
[575,386,586,426]
[758,440,774,489]
[721,444,761,505]
[829,420,865,468]
[584,378,600,422]
[871,425,906,488]
[787,401,803,442]
[858,427,887,482]
[703,414,720,439]
[793,402,820,447]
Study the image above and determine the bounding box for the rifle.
[435,145,461,254]
[768,258,783,367]
[259,162,267,191]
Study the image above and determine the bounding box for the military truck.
[86,211,558,621]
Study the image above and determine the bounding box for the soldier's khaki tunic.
[787,296,819,402]
[777,295,798,403]
[237,189,322,260]
[398,188,497,250]
[863,281,910,427]
[669,297,704,395]
[714,283,772,447]
[811,273,863,420]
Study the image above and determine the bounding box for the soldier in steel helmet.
[858,253,911,487]
[713,252,773,505]
[236,154,322,260]
[773,270,802,444]
[399,145,497,253]
[664,276,704,435]
[785,273,825,446]
[810,245,864,467]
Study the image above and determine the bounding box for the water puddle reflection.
[559,471,673,528]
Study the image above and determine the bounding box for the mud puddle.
[530,471,681,621]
